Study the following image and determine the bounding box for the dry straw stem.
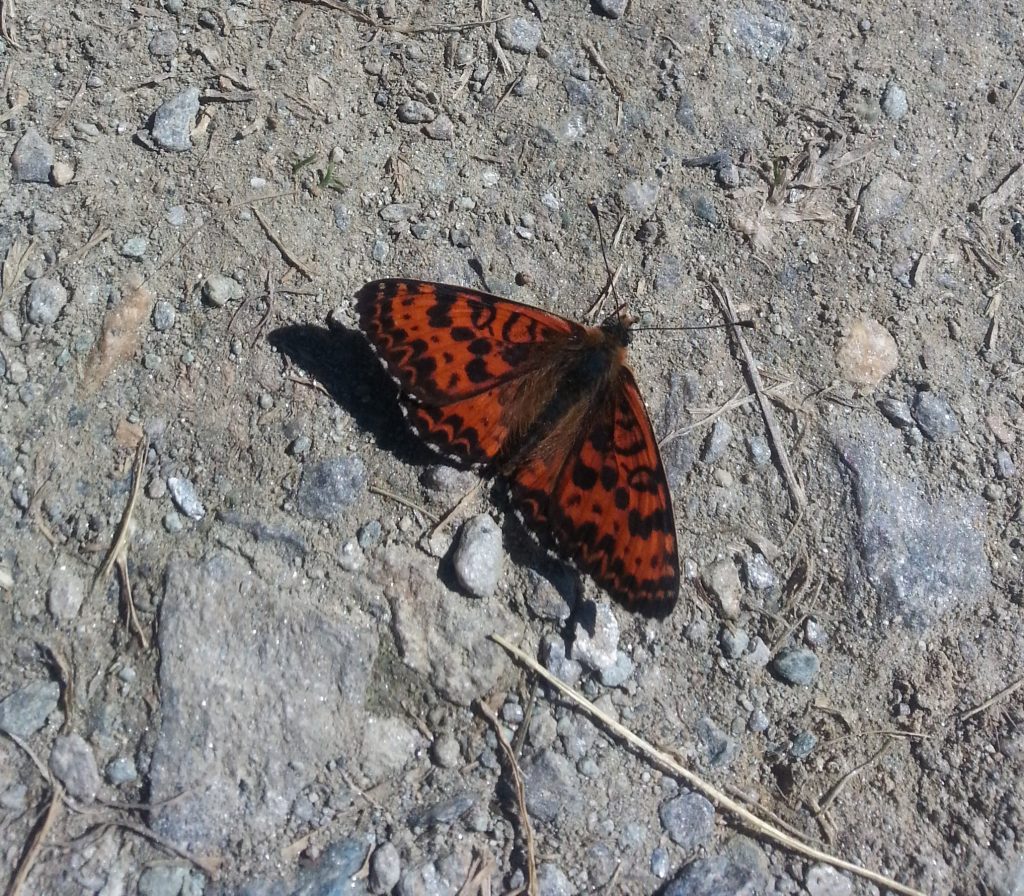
[490,633,925,896]
[709,278,807,514]
[959,674,1024,722]
[478,700,538,896]
[93,438,147,596]
[252,208,316,279]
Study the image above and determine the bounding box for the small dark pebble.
[771,646,819,686]
[407,792,477,828]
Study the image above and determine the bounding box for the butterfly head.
[600,309,636,347]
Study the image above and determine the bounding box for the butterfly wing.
[510,367,679,616]
[355,279,581,405]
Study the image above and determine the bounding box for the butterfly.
[355,278,680,617]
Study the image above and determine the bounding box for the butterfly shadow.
[268,322,440,469]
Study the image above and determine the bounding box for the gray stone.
[25,278,69,326]
[523,749,582,823]
[151,87,200,152]
[856,171,910,231]
[431,734,461,769]
[167,476,206,520]
[664,856,762,896]
[702,419,732,463]
[659,791,715,850]
[149,29,179,58]
[397,100,435,124]
[571,600,619,673]
[11,128,54,183]
[0,784,28,811]
[805,862,854,896]
[536,863,572,896]
[137,865,202,896]
[593,0,627,19]
[153,300,176,331]
[292,839,370,895]
[524,565,577,622]
[424,114,454,141]
[379,203,417,222]
[651,847,671,879]
[121,237,149,258]
[790,730,817,759]
[407,792,476,828]
[912,391,959,441]
[49,733,101,802]
[150,554,378,852]
[360,716,423,782]
[48,565,86,622]
[382,546,515,705]
[598,651,634,687]
[106,756,138,785]
[881,83,908,120]
[702,559,742,619]
[996,450,1016,479]
[0,680,60,736]
[747,434,771,466]
[877,397,915,428]
[30,209,62,234]
[719,626,749,660]
[369,841,401,894]
[726,9,791,62]
[835,423,990,626]
[452,514,504,598]
[697,716,739,766]
[202,273,243,307]
[743,553,775,591]
[772,646,819,686]
[295,456,366,519]
[496,17,542,53]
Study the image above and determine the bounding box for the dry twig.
[478,700,537,896]
[490,634,925,896]
[959,674,1024,722]
[710,278,807,513]
[93,439,147,596]
[252,208,316,279]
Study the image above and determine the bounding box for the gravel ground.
[0,1,1022,895]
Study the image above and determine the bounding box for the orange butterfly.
[355,278,679,616]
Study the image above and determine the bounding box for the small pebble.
[748,708,770,733]
[121,237,148,258]
[0,681,60,737]
[743,637,771,668]
[747,434,771,466]
[296,457,367,519]
[30,210,62,234]
[772,646,820,686]
[702,559,742,619]
[651,847,671,879]
[881,83,908,120]
[149,29,178,57]
[540,634,583,686]
[996,450,1016,479]
[164,512,185,533]
[150,87,200,152]
[659,791,715,850]
[877,397,915,428]
[166,205,187,226]
[702,419,732,463]
[536,864,572,896]
[137,866,196,896]
[407,792,476,827]
[593,0,628,18]
[0,784,28,812]
[496,17,542,53]
[152,300,176,331]
[452,514,504,598]
[719,626,749,660]
[790,730,817,760]
[571,600,620,673]
[337,539,364,572]
[598,651,634,687]
[697,716,738,766]
[806,863,855,896]
[357,519,382,549]
[106,756,138,785]
[48,565,86,623]
[397,100,434,124]
[50,161,75,187]
[287,435,312,456]
[11,128,54,183]
[49,733,101,802]
[836,318,899,388]
[743,553,776,591]
[167,476,206,520]
[804,618,828,647]
[2,310,25,340]
[379,203,416,223]
[369,842,401,894]
[431,734,461,769]
[424,114,454,140]
[202,274,243,307]
[912,391,959,441]
[25,278,70,326]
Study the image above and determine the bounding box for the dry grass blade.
[92,438,147,595]
[252,208,316,279]
[959,674,1024,722]
[490,634,926,896]
[92,819,221,877]
[710,278,807,513]
[478,700,537,896]
[5,785,63,896]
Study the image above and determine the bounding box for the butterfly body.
[355,278,679,616]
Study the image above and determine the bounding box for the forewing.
[510,368,679,615]
[355,278,580,404]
